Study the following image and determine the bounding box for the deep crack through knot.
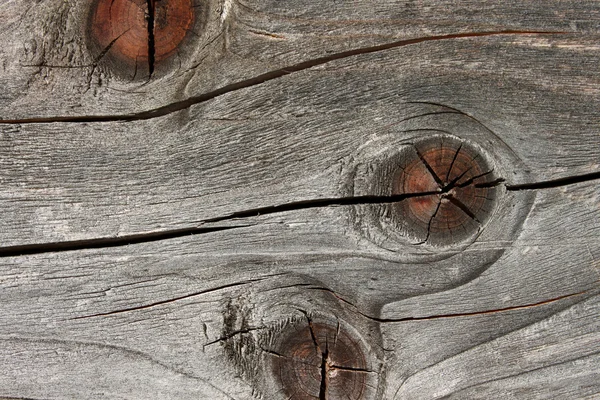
[146,0,156,76]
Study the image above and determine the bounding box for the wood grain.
[0,0,599,398]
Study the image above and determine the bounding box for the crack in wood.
[0,225,247,257]
[0,30,565,125]
[70,277,267,319]
[445,143,463,183]
[0,168,597,257]
[146,0,156,77]
[443,167,474,192]
[447,195,481,224]
[506,171,600,191]
[204,327,263,347]
[417,198,442,245]
[457,170,494,188]
[318,343,329,400]
[260,347,287,359]
[0,191,439,257]
[300,310,321,352]
[370,290,592,323]
[305,282,594,324]
[415,147,445,187]
[475,178,506,188]
[203,191,441,223]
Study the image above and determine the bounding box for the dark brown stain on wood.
[90,0,194,76]
[392,136,497,245]
[272,318,371,400]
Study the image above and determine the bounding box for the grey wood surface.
[1,0,599,399]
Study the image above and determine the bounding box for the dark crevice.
[475,178,506,188]
[506,171,600,191]
[146,0,156,77]
[458,170,495,188]
[293,282,597,335]
[204,327,263,347]
[299,308,331,400]
[306,287,358,308]
[418,198,442,245]
[1,169,598,258]
[319,343,329,400]
[445,143,462,183]
[0,225,247,257]
[72,278,266,320]
[0,30,564,125]
[260,347,287,358]
[0,191,439,258]
[95,30,128,64]
[415,147,444,187]
[366,290,590,323]
[447,195,481,224]
[203,191,440,224]
[302,312,320,352]
[442,167,473,193]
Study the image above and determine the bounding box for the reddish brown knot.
[392,137,498,246]
[271,320,373,399]
[91,0,195,75]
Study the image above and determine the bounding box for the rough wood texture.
[1,1,599,399]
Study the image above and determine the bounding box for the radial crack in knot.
[392,136,498,245]
[271,318,373,399]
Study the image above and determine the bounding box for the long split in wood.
[0,30,566,125]
[0,170,598,257]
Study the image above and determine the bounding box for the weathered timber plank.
[1,1,599,399]
[0,176,598,397]
[0,179,597,307]
[231,0,600,63]
[1,35,600,246]
[383,292,600,399]
[0,338,235,400]
[0,1,599,119]
[0,0,227,118]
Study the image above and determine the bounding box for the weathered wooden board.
[2,0,599,119]
[1,0,599,399]
[2,35,600,247]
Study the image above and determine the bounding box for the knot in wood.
[273,321,371,400]
[91,0,194,74]
[392,137,498,246]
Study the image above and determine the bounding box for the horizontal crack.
[203,191,440,223]
[0,30,564,125]
[506,171,600,191]
[204,327,263,347]
[0,191,437,258]
[307,281,595,325]
[330,365,375,374]
[0,225,248,257]
[71,278,266,320]
[1,168,598,257]
[372,290,589,323]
